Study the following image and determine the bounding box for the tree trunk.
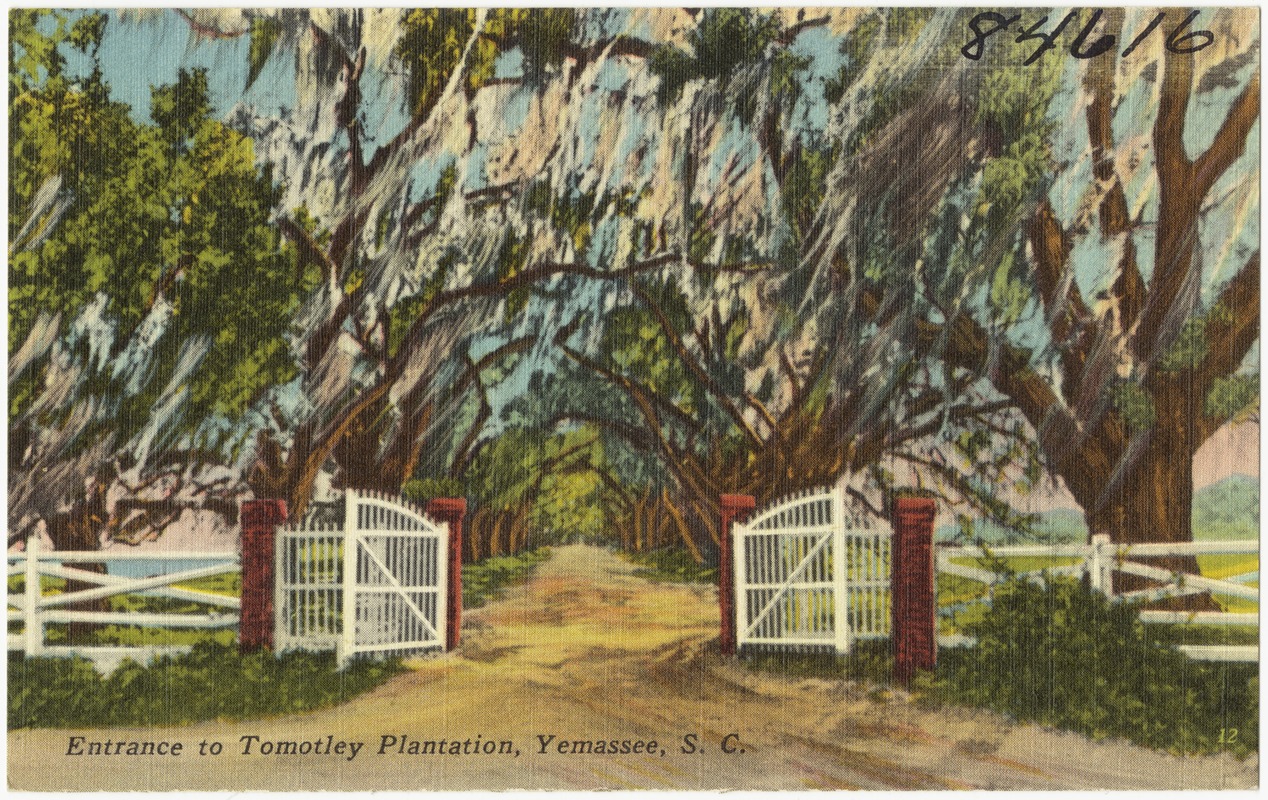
[1083,403,1215,610]
[44,482,111,643]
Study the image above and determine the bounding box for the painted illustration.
[7,7,1259,791]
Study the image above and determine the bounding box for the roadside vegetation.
[462,549,551,609]
[742,640,893,686]
[8,642,402,729]
[622,547,718,584]
[924,577,1258,758]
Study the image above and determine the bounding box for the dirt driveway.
[8,545,1257,790]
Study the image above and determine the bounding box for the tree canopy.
[7,8,1259,562]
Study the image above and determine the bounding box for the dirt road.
[8,545,1257,790]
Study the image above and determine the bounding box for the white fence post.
[24,536,43,657]
[1090,534,1113,596]
[832,489,850,655]
[338,489,358,669]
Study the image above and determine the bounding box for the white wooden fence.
[7,537,239,671]
[276,489,449,666]
[734,487,891,654]
[937,534,1259,662]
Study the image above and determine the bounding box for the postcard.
[6,7,1259,791]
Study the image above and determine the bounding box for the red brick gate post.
[239,499,287,653]
[426,498,466,651]
[719,494,756,656]
[891,496,937,685]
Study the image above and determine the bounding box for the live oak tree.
[529,9,1030,558]
[9,11,311,549]
[229,8,685,519]
[926,10,1259,551]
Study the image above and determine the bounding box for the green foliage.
[396,9,475,117]
[649,9,781,104]
[454,424,607,541]
[624,548,717,584]
[930,577,1258,756]
[780,144,837,240]
[9,10,71,89]
[386,252,453,358]
[515,9,576,83]
[1205,373,1258,421]
[67,12,107,57]
[648,46,694,106]
[965,59,1059,323]
[401,475,465,504]
[8,641,402,728]
[824,14,880,105]
[10,23,311,437]
[1107,380,1157,433]
[1159,314,1213,371]
[462,549,550,609]
[601,281,704,417]
[883,7,934,43]
[149,68,212,148]
[837,9,954,155]
[397,8,577,114]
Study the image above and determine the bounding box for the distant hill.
[934,475,1259,544]
[1193,474,1259,541]
[935,508,1086,544]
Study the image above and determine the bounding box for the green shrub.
[401,476,465,504]
[624,548,717,584]
[9,641,402,728]
[744,639,893,685]
[930,576,1257,756]
[462,549,550,609]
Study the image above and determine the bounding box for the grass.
[462,549,551,609]
[623,547,718,584]
[1198,553,1258,580]
[8,641,403,728]
[741,639,893,685]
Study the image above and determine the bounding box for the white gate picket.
[734,488,891,654]
[276,489,449,665]
[275,521,343,652]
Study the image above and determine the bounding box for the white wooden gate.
[734,487,891,654]
[275,489,448,665]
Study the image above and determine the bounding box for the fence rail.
[936,534,1259,662]
[6,538,240,668]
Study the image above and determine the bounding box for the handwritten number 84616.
[962,10,1214,64]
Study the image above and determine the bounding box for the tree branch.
[556,341,704,436]
[1192,71,1260,199]
[630,282,765,450]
